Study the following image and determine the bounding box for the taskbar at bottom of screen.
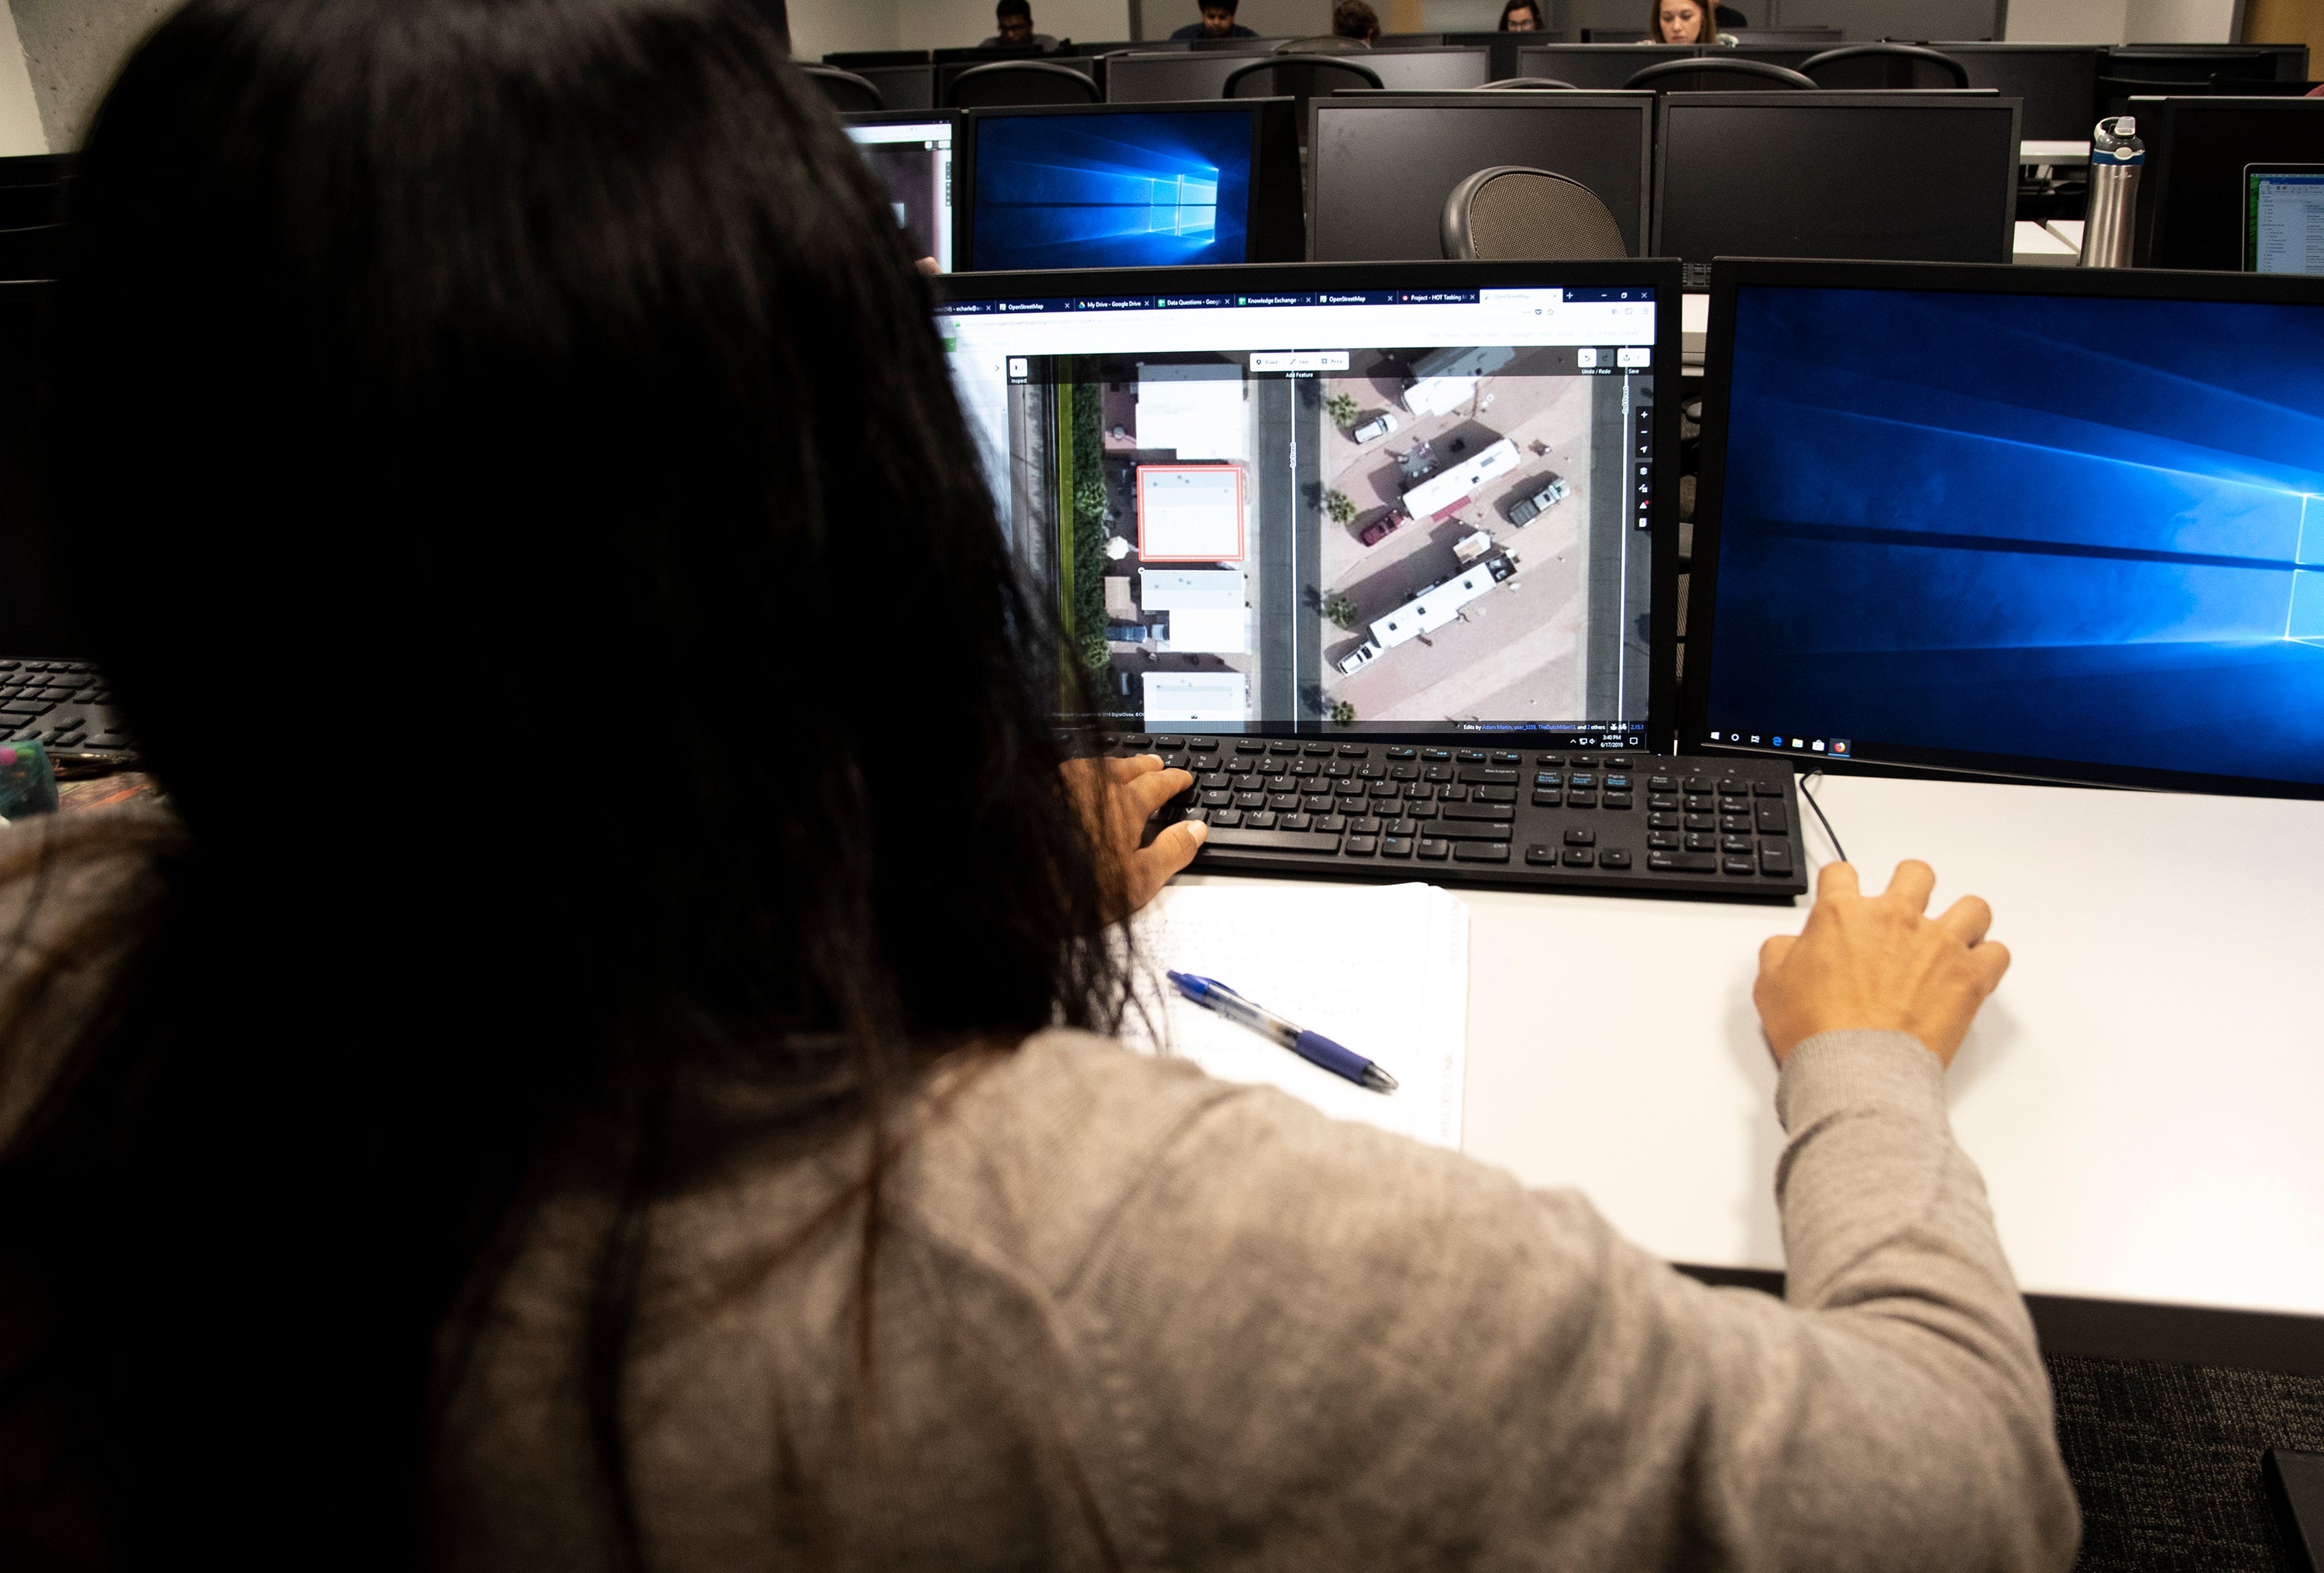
[1077,720,1648,749]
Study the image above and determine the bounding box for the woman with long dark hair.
[0,2,2074,1569]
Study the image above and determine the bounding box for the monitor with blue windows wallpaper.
[960,101,1304,271]
[1683,259,2324,799]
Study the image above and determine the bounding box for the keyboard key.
[1532,790,1560,809]
[1490,751,1521,766]
[1404,783,1432,800]
[1600,849,1633,869]
[1717,777,1748,797]
[1304,742,1334,756]
[1440,803,1511,822]
[1753,780,1783,797]
[1648,830,1680,849]
[1453,842,1511,863]
[1390,763,1418,781]
[1536,754,1566,767]
[1380,836,1415,859]
[1473,785,1517,804]
[1420,748,1451,761]
[1684,813,1716,831]
[1455,749,1486,762]
[1424,765,1454,783]
[1245,811,1278,829]
[1417,837,1451,860]
[1723,855,1755,876]
[1437,821,1514,842]
[1648,852,1717,873]
[1338,745,1369,758]
[1755,802,1787,834]
[1685,775,1713,792]
[1648,811,1679,830]
[1315,814,1346,832]
[1234,791,1264,809]
[1760,843,1795,876]
[1282,813,1312,831]
[1720,814,1752,833]
[1325,761,1355,777]
[1357,762,1387,779]
[1345,835,1379,857]
[1458,766,1517,785]
[1600,756,1634,769]
[1603,792,1633,810]
[1567,773,1595,787]
[1290,759,1321,777]
[1389,818,1419,838]
[1563,826,1596,845]
[1525,845,1558,866]
[1404,801,1438,819]
[1386,746,1417,759]
[1648,774,1677,791]
[1268,741,1298,755]
[1686,832,1717,852]
[1199,790,1231,807]
[1268,793,1298,811]
[1234,740,1263,753]
[1566,792,1597,809]
[1211,809,1244,828]
[1202,826,1342,854]
[1152,736,1184,749]
[1441,784,1470,801]
[1562,847,1594,867]
[1721,834,1754,853]
[1603,774,1630,790]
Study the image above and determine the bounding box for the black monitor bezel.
[1680,256,2324,801]
[1651,91,2023,269]
[1305,90,1656,263]
[1927,41,2103,143]
[934,258,1686,749]
[2135,95,2324,271]
[955,98,1301,272]
[839,108,968,273]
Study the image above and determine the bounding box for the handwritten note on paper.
[1120,881,1470,1149]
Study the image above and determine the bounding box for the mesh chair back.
[799,64,886,113]
[1223,56,1386,98]
[1623,56,1814,91]
[1800,44,1969,90]
[1441,164,1629,260]
[1483,77,1578,89]
[946,60,1102,107]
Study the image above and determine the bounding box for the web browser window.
[845,119,954,273]
[941,286,1659,739]
[2247,166,2324,276]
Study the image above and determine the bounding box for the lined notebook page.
[1121,881,1470,1149]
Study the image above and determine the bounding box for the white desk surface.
[2023,139,2092,164]
[2013,219,2080,265]
[1184,773,2324,1321]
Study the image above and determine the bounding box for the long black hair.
[0,0,1132,1564]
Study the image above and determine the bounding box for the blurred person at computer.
[1332,0,1380,43]
[1171,0,1258,40]
[981,0,1058,50]
[1649,0,1707,41]
[0,2,2076,1570]
[1499,0,1547,28]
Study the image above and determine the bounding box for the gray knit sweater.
[0,810,2079,1570]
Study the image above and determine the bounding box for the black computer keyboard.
[1101,734,1810,901]
[0,659,134,759]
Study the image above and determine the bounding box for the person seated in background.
[981,0,1058,50]
[1649,0,1707,42]
[1499,0,1547,27]
[0,2,2079,1569]
[1332,0,1380,43]
[1171,0,1258,40]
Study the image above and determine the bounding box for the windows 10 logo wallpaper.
[1706,286,2324,786]
[971,111,1254,270]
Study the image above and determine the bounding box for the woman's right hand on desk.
[1752,860,2009,1069]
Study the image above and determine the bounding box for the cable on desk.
[1799,771,1847,866]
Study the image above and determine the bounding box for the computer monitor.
[1308,92,1654,260]
[1104,47,1275,103]
[1653,93,2020,282]
[2137,98,2324,272]
[0,282,87,658]
[1683,258,2324,799]
[1356,47,1494,91]
[960,101,1302,270]
[1932,43,2101,143]
[934,261,1681,743]
[2247,164,2324,274]
[842,110,962,273]
[1514,43,1697,90]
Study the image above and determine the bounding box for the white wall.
[2122,0,2237,40]
[791,0,902,55]
[0,4,45,157]
[2005,0,2236,40]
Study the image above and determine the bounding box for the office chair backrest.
[799,64,886,113]
[1223,55,1386,99]
[1624,57,1814,91]
[1483,77,1578,89]
[1277,35,1373,53]
[946,60,1102,108]
[1441,164,1629,259]
[1800,44,1970,90]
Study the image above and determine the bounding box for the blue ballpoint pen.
[1165,972,1398,1093]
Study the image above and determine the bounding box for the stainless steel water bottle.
[2079,115,2144,268]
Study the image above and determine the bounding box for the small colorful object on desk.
[0,739,58,821]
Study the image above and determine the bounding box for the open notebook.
[1122,881,1470,1150]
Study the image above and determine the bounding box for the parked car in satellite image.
[1506,473,1571,527]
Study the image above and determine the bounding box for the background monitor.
[1934,43,2102,143]
[1514,43,1697,89]
[2137,98,2324,271]
[961,101,1302,270]
[2247,163,2324,274]
[1308,92,1653,260]
[0,282,84,658]
[1652,93,2020,278]
[842,110,961,273]
[1357,48,1495,91]
[1685,258,2324,799]
[1104,46,1282,103]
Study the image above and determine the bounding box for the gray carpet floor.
[2050,1355,2324,1571]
